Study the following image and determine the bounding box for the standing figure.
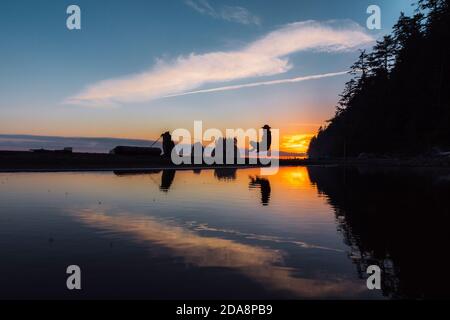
[161,131,175,158]
[250,125,272,153]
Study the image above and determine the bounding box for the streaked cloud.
[185,0,261,25]
[66,20,373,107]
[163,71,348,98]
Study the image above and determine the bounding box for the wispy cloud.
[66,20,373,107]
[185,0,261,25]
[162,71,349,99]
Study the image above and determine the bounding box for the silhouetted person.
[250,125,272,153]
[161,131,175,158]
[160,170,176,192]
[249,176,271,206]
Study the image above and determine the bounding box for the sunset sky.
[0,0,415,153]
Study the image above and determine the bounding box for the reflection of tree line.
[307,166,450,299]
[114,169,271,206]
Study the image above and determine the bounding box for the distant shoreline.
[0,150,267,173]
[1,150,449,172]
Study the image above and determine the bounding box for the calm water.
[1,166,449,299]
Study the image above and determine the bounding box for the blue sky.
[0,0,415,150]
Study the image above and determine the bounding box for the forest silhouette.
[308,0,450,158]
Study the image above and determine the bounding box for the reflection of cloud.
[71,209,367,298]
[66,20,372,107]
[193,223,343,252]
[185,0,261,25]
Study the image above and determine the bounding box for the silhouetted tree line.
[308,0,450,158]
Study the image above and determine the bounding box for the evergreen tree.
[308,0,450,158]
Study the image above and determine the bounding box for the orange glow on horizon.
[281,134,314,154]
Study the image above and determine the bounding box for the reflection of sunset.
[263,166,312,190]
[281,134,314,154]
[1,167,369,298]
[281,167,310,188]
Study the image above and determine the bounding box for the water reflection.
[214,168,237,181]
[160,170,176,192]
[71,208,366,298]
[114,169,177,193]
[308,166,450,299]
[249,176,271,206]
[114,169,162,176]
[1,166,448,299]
